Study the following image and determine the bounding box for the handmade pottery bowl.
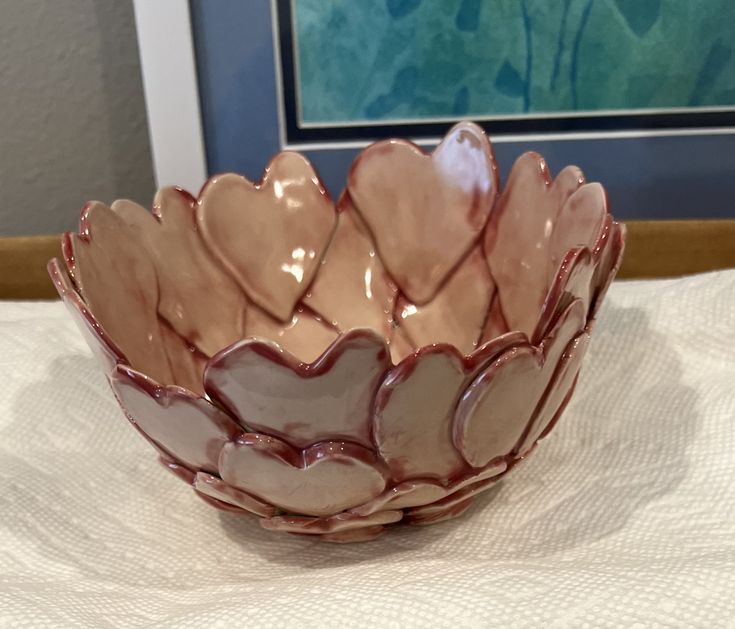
[49,122,625,543]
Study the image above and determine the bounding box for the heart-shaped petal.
[549,182,607,282]
[160,447,269,521]
[351,460,506,516]
[395,246,495,354]
[453,299,587,468]
[388,326,416,364]
[193,472,276,517]
[480,294,510,344]
[373,332,526,482]
[197,153,337,321]
[353,480,448,516]
[63,204,209,394]
[531,247,594,344]
[246,304,338,364]
[205,329,390,449]
[260,509,402,534]
[349,121,498,304]
[321,526,387,543]
[405,477,498,524]
[407,497,475,526]
[158,321,208,396]
[159,457,196,484]
[304,194,397,336]
[196,491,253,515]
[48,258,125,372]
[590,220,626,318]
[219,435,387,517]
[517,330,591,454]
[484,154,585,338]
[111,365,241,473]
[65,203,173,384]
[537,379,578,443]
[112,189,248,357]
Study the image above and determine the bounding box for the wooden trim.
[618,220,735,279]
[0,235,61,300]
[1,220,733,299]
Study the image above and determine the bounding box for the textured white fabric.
[1,271,734,628]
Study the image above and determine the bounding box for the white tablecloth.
[1,271,734,628]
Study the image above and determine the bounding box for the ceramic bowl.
[48,122,625,543]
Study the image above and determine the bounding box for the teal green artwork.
[293,0,735,124]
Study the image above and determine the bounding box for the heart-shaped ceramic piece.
[193,472,275,517]
[158,322,208,395]
[304,194,397,337]
[516,330,591,455]
[373,331,525,482]
[484,153,606,339]
[260,509,403,535]
[112,188,248,357]
[111,365,241,474]
[348,121,498,304]
[549,182,607,281]
[198,152,337,321]
[395,246,495,354]
[219,435,387,517]
[205,330,390,449]
[453,299,587,468]
[590,220,626,317]
[64,203,173,384]
[350,461,507,516]
[532,246,595,344]
[245,304,338,364]
[404,476,498,524]
[48,258,124,372]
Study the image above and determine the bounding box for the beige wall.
[0,0,154,236]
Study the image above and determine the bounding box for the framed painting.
[280,0,735,141]
[135,0,735,219]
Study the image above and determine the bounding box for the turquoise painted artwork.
[293,0,735,124]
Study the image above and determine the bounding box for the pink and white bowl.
[48,122,625,543]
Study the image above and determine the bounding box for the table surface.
[1,271,734,628]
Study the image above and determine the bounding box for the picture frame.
[134,0,735,219]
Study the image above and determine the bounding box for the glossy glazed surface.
[49,121,625,542]
[198,152,337,322]
[348,122,498,304]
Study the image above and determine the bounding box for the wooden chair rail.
[1,235,61,300]
[1,221,734,299]
[618,220,735,280]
